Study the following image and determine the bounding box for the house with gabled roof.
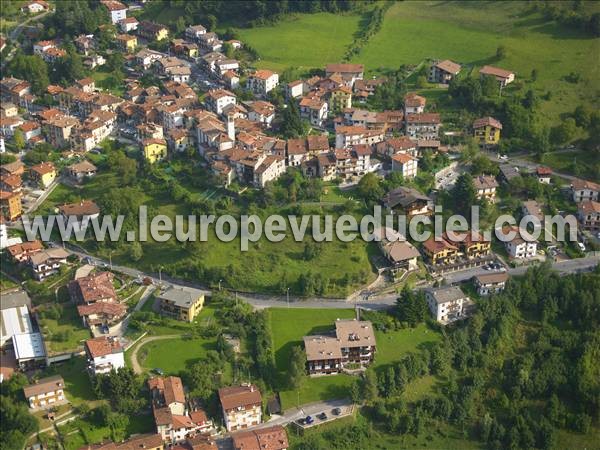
[479,65,515,87]
[428,59,461,84]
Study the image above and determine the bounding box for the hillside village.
[0,1,599,450]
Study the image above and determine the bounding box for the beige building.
[219,384,262,431]
[23,375,66,409]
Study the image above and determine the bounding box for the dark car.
[296,418,305,425]
[332,407,342,415]
[305,415,314,424]
[317,412,327,420]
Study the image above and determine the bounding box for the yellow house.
[443,230,491,260]
[156,28,169,41]
[423,237,459,266]
[473,116,502,146]
[142,138,167,164]
[116,34,137,53]
[29,162,57,188]
[330,86,352,112]
[158,287,205,322]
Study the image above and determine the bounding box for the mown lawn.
[373,323,441,368]
[38,302,92,354]
[37,174,376,297]
[269,308,444,410]
[40,356,96,406]
[233,13,362,72]
[137,336,218,374]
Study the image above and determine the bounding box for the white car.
[577,242,586,252]
[499,155,508,160]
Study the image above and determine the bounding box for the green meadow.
[234,1,600,125]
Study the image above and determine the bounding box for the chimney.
[226,113,235,141]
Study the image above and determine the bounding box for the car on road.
[332,407,342,415]
[317,412,328,420]
[305,416,314,424]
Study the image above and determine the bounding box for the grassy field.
[38,302,92,354]
[38,172,376,297]
[269,308,443,409]
[40,357,96,406]
[234,13,362,72]
[373,323,441,368]
[137,336,218,374]
[234,1,599,126]
[536,150,600,182]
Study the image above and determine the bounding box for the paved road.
[484,149,579,182]
[3,10,52,70]
[58,242,599,311]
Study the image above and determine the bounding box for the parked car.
[499,154,508,160]
[577,242,586,252]
[305,416,314,424]
[296,418,305,425]
[317,412,328,420]
[332,407,342,416]
[152,368,164,376]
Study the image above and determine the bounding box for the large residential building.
[28,248,69,281]
[428,59,461,84]
[571,179,600,203]
[143,138,168,163]
[473,175,499,202]
[405,113,440,140]
[425,286,473,324]
[29,162,57,188]
[473,117,502,146]
[303,319,377,375]
[325,63,364,87]
[58,200,100,233]
[443,230,491,260]
[391,152,418,179]
[479,65,515,88]
[404,92,426,114]
[382,186,432,218]
[246,70,279,97]
[84,336,125,376]
[474,272,509,296]
[157,286,205,322]
[577,200,600,232]
[232,426,289,450]
[0,190,22,221]
[23,375,66,410]
[205,89,236,115]
[138,21,169,41]
[219,384,262,432]
[101,0,127,24]
[501,226,538,259]
[422,237,459,266]
[374,227,420,275]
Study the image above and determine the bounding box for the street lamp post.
[286,287,290,308]
[158,266,163,284]
[219,279,223,291]
[109,251,113,271]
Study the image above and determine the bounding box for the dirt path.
[129,334,179,374]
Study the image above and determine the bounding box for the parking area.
[291,399,354,430]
